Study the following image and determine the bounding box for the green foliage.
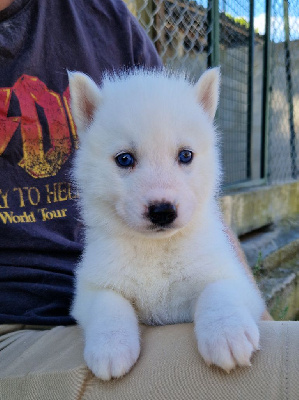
[224,12,260,34]
[278,305,289,320]
[225,13,250,29]
[253,251,263,278]
[271,295,289,321]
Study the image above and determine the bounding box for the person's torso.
[0,0,162,325]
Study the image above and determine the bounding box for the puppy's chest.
[114,259,202,325]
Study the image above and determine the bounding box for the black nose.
[147,202,177,226]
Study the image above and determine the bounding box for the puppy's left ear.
[68,71,102,134]
[194,67,220,120]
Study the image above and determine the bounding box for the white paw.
[195,309,260,372]
[84,330,140,380]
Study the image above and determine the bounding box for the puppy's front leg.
[73,289,140,380]
[194,279,264,372]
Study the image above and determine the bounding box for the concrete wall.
[221,180,299,236]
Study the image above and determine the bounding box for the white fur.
[69,69,265,380]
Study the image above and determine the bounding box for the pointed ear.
[194,67,220,120]
[68,71,102,133]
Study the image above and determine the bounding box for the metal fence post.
[247,0,255,180]
[283,0,297,179]
[261,0,272,180]
[208,0,219,68]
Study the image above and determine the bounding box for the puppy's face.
[69,70,220,237]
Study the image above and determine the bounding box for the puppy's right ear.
[68,71,102,134]
[194,67,220,121]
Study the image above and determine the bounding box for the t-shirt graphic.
[0,75,78,225]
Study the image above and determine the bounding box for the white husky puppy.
[69,68,265,381]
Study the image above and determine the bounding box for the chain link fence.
[126,0,212,78]
[218,1,252,186]
[124,0,299,188]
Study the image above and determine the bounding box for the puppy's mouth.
[156,228,167,232]
[143,223,179,237]
[147,224,174,232]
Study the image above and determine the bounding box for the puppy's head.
[69,69,221,237]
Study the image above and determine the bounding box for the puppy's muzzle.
[147,202,177,227]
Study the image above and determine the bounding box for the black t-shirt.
[0,0,162,325]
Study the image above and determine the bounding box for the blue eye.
[178,149,193,164]
[115,152,135,168]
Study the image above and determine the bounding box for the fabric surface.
[0,321,298,400]
[0,0,162,326]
